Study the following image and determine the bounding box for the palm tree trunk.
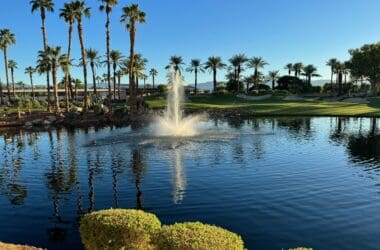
[117,74,121,100]
[272,79,275,90]
[46,71,51,112]
[106,10,112,107]
[64,74,69,111]
[30,73,35,101]
[330,69,333,92]
[11,69,15,97]
[237,66,241,93]
[0,76,3,104]
[129,23,137,114]
[213,69,217,92]
[246,81,249,94]
[52,63,60,113]
[113,65,116,100]
[91,63,97,97]
[194,69,197,95]
[3,49,11,101]
[67,22,74,102]
[152,75,155,89]
[41,7,51,111]
[78,21,88,111]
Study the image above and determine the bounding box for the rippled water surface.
[1,117,380,249]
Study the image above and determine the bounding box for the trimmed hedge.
[80,209,161,250]
[155,222,244,250]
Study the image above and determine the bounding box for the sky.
[1,0,380,87]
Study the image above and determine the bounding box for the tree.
[59,2,76,101]
[247,57,268,91]
[30,0,54,107]
[120,3,146,115]
[45,46,62,112]
[204,56,226,92]
[116,70,124,99]
[334,61,344,95]
[285,63,293,76]
[86,49,100,97]
[302,64,320,86]
[36,49,52,111]
[149,68,158,89]
[268,70,280,89]
[110,50,123,99]
[326,58,338,92]
[186,59,204,95]
[293,62,303,77]
[7,60,17,97]
[72,0,91,110]
[166,56,184,74]
[59,54,72,110]
[229,54,248,92]
[0,28,16,101]
[25,67,36,100]
[99,0,118,106]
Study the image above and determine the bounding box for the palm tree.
[59,54,72,110]
[149,68,158,89]
[285,63,293,76]
[204,56,226,92]
[166,56,184,74]
[72,78,82,101]
[110,50,123,99]
[120,3,146,114]
[302,64,320,86]
[59,2,76,100]
[72,0,91,110]
[293,62,303,77]
[268,70,280,89]
[99,0,118,104]
[229,54,248,92]
[30,0,54,50]
[25,67,36,100]
[0,28,16,101]
[326,58,338,92]
[186,59,204,95]
[86,49,100,97]
[7,60,18,97]
[36,49,52,111]
[45,46,62,112]
[122,54,147,96]
[247,57,268,91]
[116,70,124,99]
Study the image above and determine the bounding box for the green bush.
[157,84,168,94]
[80,209,161,250]
[155,222,244,250]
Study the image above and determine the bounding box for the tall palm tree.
[30,0,54,106]
[149,68,158,89]
[285,63,293,76]
[326,58,338,92]
[36,49,52,111]
[116,70,124,99]
[72,0,91,110]
[186,59,204,95]
[268,70,280,89]
[59,2,76,100]
[99,0,118,104]
[229,54,248,92]
[86,49,100,97]
[166,56,184,74]
[247,57,268,91]
[110,50,123,99]
[45,46,62,112]
[122,53,147,96]
[0,29,16,101]
[120,3,146,114]
[25,67,36,100]
[302,64,320,86]
[293,62,303,78]
[204,56,226,92]
[59,54,72,110]
[7,60,18,97]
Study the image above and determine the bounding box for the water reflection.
[172,148,186,204]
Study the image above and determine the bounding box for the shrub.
[157,84,168,94]
[155,222,244,250]
[80,209,161,250]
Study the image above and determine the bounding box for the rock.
[70,106,83,112]
[46,115,57,123]
[25,121,32,127]
[101,104,109,113]
[31,119,43,126]
[43,120,51,126]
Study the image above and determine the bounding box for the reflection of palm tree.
[131,149,146,209]
[172,149,186,204]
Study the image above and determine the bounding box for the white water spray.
[156,69,201,137]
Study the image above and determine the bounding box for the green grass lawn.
[145,94,380,117]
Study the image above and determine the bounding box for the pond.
[0,117,380,249]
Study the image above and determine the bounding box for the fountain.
[156,69,201,137]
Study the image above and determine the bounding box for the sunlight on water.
[156,69,202,137]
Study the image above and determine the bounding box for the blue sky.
[1,0,380,86]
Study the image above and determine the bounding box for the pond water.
[0,117,380,250]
